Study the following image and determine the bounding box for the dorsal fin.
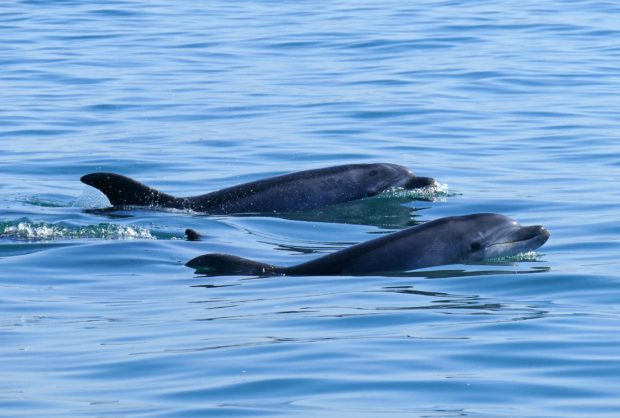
[81,173,180,207]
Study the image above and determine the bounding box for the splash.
[487,251,542,263]
[377,182,454,202]
[73,186,113,209]
[0,219,155,241]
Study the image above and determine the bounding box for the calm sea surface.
[2,1,620,417]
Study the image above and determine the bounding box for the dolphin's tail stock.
[185,253,283,276]
[81,173,181,208]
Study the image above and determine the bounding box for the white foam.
[378,182,453,202]
[1,220,155,241]
[487,251,541,262]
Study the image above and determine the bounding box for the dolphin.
[185,213,550,276]
[81,163,436,214]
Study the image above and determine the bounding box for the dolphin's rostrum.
[186,213,550,276]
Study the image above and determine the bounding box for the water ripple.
[1,0,620,416]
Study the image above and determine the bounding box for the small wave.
[0,219,155,241]
[18,195,72,208]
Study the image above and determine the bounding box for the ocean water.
[2,1,620,416]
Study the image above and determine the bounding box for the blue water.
[2,1,620,416]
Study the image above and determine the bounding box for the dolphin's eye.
[470,242,482,251]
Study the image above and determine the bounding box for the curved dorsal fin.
[81,173,180,207]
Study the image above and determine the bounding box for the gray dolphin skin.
[185,213,550,276]
[81,163,436,214]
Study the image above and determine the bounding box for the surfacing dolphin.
[81,163,436,214]
[185,213,550,276]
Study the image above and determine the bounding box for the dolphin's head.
[446,213,550,263]
[362,163,437,194]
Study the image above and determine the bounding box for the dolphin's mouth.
[400,176,438,190]
[487,225,550,257]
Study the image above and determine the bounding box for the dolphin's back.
[187,164,380,213]
[186,219,454,276]
[287,219,452,275]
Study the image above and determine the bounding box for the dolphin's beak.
[489,224,550,256]
[402,176,438,189]
[534,225,551,247]
[510,225,550,246]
